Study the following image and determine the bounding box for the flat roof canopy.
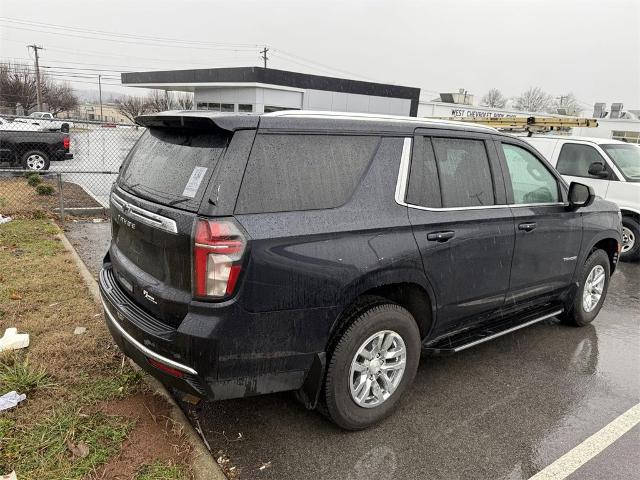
[121,66,421,111]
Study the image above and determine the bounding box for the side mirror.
[567,182,595,210]
[588,162,609,178]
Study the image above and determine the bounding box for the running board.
[422,307,564,355]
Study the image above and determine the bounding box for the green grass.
[27,175,42,187]
[0,356,53,394]
[0,218,61,258]
[135,461,189,480]
[76,368,143,404]
[1,410,132,479]
[36,184,56,196]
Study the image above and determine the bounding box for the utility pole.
[260,47,269,69]
[98,74,103,121]
[28,44,44,111]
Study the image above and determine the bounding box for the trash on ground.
[0,327,30,352]
[73,326,87,335]
[66,439,90,459]
[0,391,27,411]
[0,215,12,225]
[259,461,272,471]
[92,218,103,223]
[1,471,17,480]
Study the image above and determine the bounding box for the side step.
[422,305,564,355]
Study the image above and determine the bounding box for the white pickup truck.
[22,112,71,131]
[525,135,640,261]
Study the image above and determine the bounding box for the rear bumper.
[99,265,329,401]
[52,150,73,161]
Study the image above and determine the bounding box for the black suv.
[100,111,622,430]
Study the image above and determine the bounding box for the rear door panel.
[405,129,514,334]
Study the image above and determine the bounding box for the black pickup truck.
[0,122,73,171]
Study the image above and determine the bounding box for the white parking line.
[529,403,640,480]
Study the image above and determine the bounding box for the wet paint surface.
[70,221,638,480]
[186,262,639,480]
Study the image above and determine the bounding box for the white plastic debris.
[73,326,87,335]
[0,328,30,353]
[1,471,17,480]
[0,215,12,225]
[0,391,26,411]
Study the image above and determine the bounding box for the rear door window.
[118,128,228,211]
[431,138,495,208]
[235,134,379,214]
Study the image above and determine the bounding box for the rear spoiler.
[135,111,259,132]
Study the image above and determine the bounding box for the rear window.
[118,128,228,211]
[235,134,379,214]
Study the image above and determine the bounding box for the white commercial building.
[122,67,420,116]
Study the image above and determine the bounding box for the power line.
[0,17,261,49]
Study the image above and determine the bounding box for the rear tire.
[22,150,50,171]
[620,217,639,262]
[322,302,421,430]
[562,249,610,327]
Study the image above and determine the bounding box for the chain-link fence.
[0,115,143,221]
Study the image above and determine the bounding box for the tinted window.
[236,134,378,214]
[119,128,227,211]
[406,136,441,208]
[432,138,495,207]
[502,143,559,204]
[556,143,604,177]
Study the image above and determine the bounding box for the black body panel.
[100,112,622,403]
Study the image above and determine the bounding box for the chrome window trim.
[111,192,178,234]
[394,136,567,212]
[101,298,198,375]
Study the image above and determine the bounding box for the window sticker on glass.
[182,166,208,198]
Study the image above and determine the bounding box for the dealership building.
[121,67,639,143]
[121,67,420,117]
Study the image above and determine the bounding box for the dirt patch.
[89,393,191,480]
[0,177,103,215]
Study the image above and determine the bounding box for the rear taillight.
[63,136,70,150]
[193,219,246,299]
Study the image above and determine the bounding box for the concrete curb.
[57,229,225,480]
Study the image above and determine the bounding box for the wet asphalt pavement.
[69,220,639,479]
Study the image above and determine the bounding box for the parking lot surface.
[69,220,639,480]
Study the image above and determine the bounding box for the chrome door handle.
[518,222,537,232]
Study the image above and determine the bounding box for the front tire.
[22,150,50,171]
[620,217,639,262]
[562,249,610,327]
[323,302,421,430]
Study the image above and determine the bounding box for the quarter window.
[236,134,379,214]
[556,143,605,177]
[502,144,559,204]
[406,136,441,208]
[432,138,495,208]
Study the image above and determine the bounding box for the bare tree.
[43,80,78,115]
[549,93,583,116]
[115,95,150,123]
[146,90,194,111]
[174,92,194,110]
[146,89,171,112]
[0,62,38,111]
[481,88,507,108]
[513,87,553,113]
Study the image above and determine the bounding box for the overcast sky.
[1,0,638,109]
